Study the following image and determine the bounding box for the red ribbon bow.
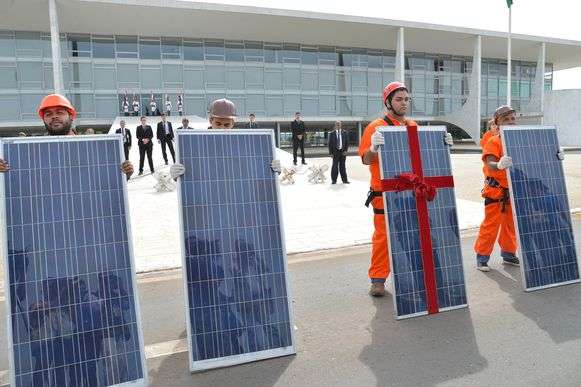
[393,172,437,201]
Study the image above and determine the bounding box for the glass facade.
[0,30,552,123]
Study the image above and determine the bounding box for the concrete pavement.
[144,215,581,386]
[4,218,580,386]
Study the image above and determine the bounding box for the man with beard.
[0,94,133,177]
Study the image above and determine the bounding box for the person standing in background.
[115,120,132,161]
[136,116,154,175]
[328,120,350,185]
[291,112,307,166]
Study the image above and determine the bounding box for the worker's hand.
[557,147,565,161]
[444,132,454,146]
[497,156,513,170]
[270,159,281,174]
[170,163,185,180]
[297,135,303,140]
[120,161,134,177]
[0,159,10,173]
[370,131,385,152]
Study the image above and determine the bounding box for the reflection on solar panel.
[501,125,580,291]
[378,126,467,319]
[176,130,295,372]
[0,136,147,387]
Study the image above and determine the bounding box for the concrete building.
[2,0,581,146]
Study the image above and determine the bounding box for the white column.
[440,35,482,143]
[474,35,482,128]
[395,27,405,83]
[357,121,362,144]
[48,0,64,94]
[507,6,512,105]
[538,42,546,117]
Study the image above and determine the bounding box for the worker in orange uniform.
[358,82,453,296]
[480,119,498,148]
[474,105,519,271]
[0,94,134,177]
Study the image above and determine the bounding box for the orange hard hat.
[38,94,77,120]
[382,81,408,106]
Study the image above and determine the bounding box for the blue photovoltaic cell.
[177,130,295,371]
[1,136,146,387]
[378,127,467,319]
[502,126,580,290]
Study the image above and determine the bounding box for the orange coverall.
[474,134,517,258]
[359,115,417,281]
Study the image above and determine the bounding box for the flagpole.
[507,5,512,105]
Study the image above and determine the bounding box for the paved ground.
[2,216,580,386]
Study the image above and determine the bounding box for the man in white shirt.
[328,120,350,184]
[156,113,175,165]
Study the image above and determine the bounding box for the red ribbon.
[380,124,455,315]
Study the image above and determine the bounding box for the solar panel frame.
[175,129,296,372]
[500,125,580,292]
[0,134,148,387]
[378,125,468,320]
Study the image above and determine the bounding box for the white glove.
[170,163,185,179]
[497,156,513,170]
[370,131,384,152]
[270,159,281,174]
[444,132,453,146]
[557,147,565,161]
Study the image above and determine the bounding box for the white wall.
[544,90,581,146]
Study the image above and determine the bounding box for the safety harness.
[483,176,510,212]
[364,115,398,215]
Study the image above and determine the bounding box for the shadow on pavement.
[148,340,294,387]
[487,268,581,344]
[359,296,487,387]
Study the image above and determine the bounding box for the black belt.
[365,189,382,207]
[484,190,510,212]
[373,208,385,215]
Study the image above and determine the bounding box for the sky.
[193,0,581,89]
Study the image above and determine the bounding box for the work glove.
[557,147,565,161]
[370,131,385,152]
[444,132,453,146]
[0,158,9,173]
[497,156,513,170]
[271,159,281,174]
[170,163,185,180]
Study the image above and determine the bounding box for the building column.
[524,42,546,119]
[441,35,482,142]
[395,27,405,83]
[276,122,281,148]
[48,0,64,94]
[357,121,362,144]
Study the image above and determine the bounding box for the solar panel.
[0,135,147,387]
[501,125,580,291]
[176,129,296,372]
[378,125,468,319]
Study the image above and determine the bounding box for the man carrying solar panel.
[0,94,134,178]
[359,81,454,297]
[474,105,520,272]
[169,98,282,179]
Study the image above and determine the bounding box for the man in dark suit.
[177,118,192,130]
[156,113,175,165]
[115,120,132,161]
[291,111,307,165]
[136,116,154,175]
[328,120,350,184]
[245,113,259,129]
